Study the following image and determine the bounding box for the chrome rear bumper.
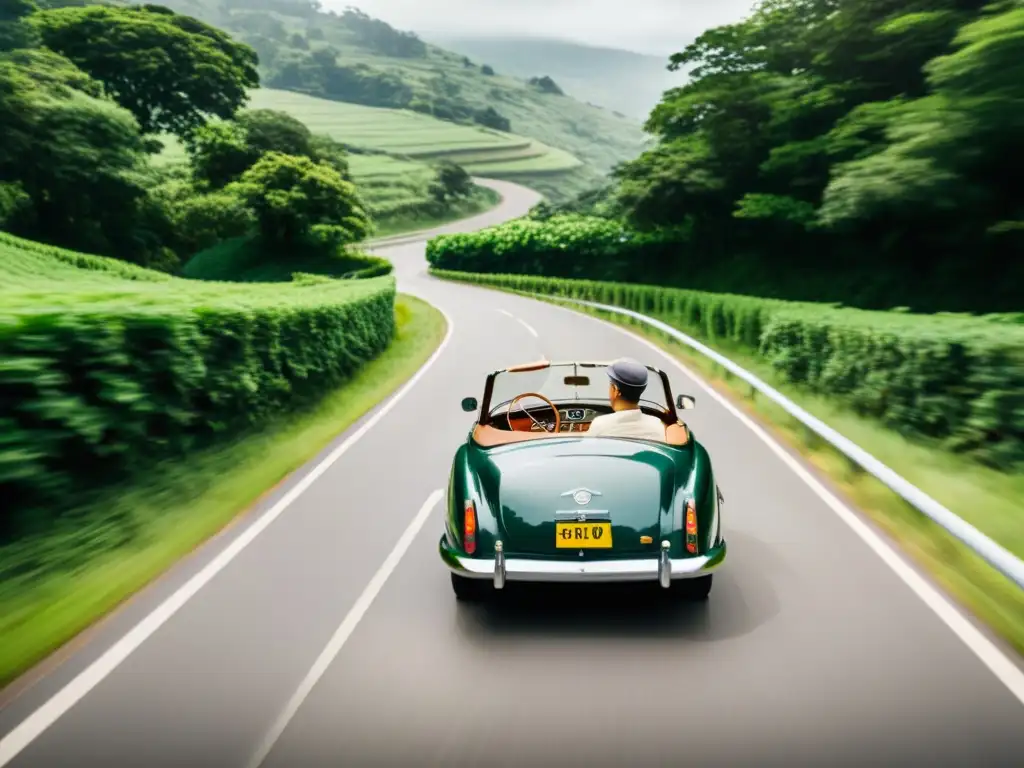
[439,536,726,589]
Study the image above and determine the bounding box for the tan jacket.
[587,409,665,441]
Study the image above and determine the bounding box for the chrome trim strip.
[658,540,671,588]
[494,540,506,589]
[560,487,603,498]
[440,536,726,583]
[553,510,611,520]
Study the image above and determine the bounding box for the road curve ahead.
[2,178,1023,768]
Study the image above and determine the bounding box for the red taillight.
[463,500,477,554]
[685,499,698,554]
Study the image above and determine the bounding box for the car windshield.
[488,362,670,415]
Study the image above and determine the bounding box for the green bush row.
[431,269,1024,470]
[424,214,678,282]
[340,253,393,279]
[2,235,398,538]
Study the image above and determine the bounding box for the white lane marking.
[0,310,456,767]
[495,308,538,338]
[245,488,445,768]
[516,317,539,338]
[526,297,1024,708]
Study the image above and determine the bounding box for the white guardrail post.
[535,292,1024,591]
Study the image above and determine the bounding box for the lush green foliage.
[29,3,259,139]
[431,269,1024,471]
[0,294,445,689]
[426,215,679,280]
[227,151,370,249]
[181,236,392,282]
[0,231,397,538]
[0,44,176,268]
[0,2,257,269]
[3,1,501,274]
[598,0,1023,312]
[429,161,473,204]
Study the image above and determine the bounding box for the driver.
[586,357,666,440]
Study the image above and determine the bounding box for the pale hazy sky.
[327,1,757,55]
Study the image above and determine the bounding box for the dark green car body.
[439,360,727,600]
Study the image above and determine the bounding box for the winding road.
[2,179,1023,767]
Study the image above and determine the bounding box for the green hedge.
[424,215,679,282]
[431,269,1024,470]
[2,233,397,537]
[181,238,393,283]
[340,253,393,279]
[425,215,1024,314]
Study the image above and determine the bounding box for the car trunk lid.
[486,438,677,557]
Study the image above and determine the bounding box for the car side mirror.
[461,397,478,412]
[676,394,696,410]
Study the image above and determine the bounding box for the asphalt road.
[2,179,1023,767]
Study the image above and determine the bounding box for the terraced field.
[157,89,584,202]
[245,89,529,157]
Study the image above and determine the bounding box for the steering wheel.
[507,392,562,433]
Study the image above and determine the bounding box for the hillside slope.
[155,0,648,200]
[425,36,687,120]
[155,87,575,217]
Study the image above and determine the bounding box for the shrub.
[429,269,1024,470]
[425,214,681,281]
[228,151,371,248]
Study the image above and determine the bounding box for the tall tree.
[0,48,160,262]
[608,0,1018,310]
[29,3,259,139]
[0,0,39,51]
[228,151,370,249]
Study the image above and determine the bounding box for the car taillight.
[685,498,698,554]
[464,500,477,554]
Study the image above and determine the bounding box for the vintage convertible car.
[438,359,727,601]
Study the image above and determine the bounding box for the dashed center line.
[496,309,538,338]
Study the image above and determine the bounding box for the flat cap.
[607,357,648,391]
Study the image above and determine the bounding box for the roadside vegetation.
[0,1,501,276]
[0,277,446,686]
[461,1,1022,315]
[0,1,452,686]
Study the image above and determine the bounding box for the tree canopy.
[607,0,1022,311]
[29,3,259,139]
[228,151,370,248]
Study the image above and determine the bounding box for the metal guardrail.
[534,292,1024,591]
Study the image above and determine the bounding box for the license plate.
[555,521,612,548]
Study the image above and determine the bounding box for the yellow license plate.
[555,521,612,548]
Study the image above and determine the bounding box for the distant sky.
[327,1,757,56]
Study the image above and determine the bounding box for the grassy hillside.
[154,0,647,201]
[425,36,687,120]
